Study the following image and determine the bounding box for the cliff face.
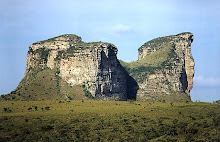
[6,34,137,101]
[2,32,194,102]
[121,32,194,101]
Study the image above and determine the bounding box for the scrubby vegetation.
[138,32,191,53]
[123,66,161,83]
[28,48,51,63]
[1,69,87,101]
[0,101,219,141]
[138,36,173,53]
[120,42,177,83]
[32,34,81,45]
[83,89,95,99]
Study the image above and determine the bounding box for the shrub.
[132,119,138,123]
[3,107,12,113]
[28,107,32,111]
[41,125,54,131]
[83,89,94,99]
[45,107,50,110]
[34,106,38,111]
[10,90,16,94]
[2,116,9,120]
[67,96,73,100]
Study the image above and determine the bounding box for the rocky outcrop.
[5,34,138,101]
[125,32,194,101]
[2,32,194,102]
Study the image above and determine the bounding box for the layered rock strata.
[5,34,137,101]
[135,32,194,101]
[2,32,194,102]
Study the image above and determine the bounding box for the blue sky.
[0,0,220,102]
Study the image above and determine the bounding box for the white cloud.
[91,24,134,40]
[112,24,133,33]
[194,75,220,87]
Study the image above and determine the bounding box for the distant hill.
[1,33,194,101]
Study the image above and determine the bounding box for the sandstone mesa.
[1,32,194,102]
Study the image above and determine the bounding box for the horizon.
[1,0,220,102]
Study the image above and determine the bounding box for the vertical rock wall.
[136,32,194,101]
[20,34,135,101]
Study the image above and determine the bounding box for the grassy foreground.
[0,100,219,142]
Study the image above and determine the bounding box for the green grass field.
[0,101,219,142]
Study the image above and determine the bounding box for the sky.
[0,0,220,102]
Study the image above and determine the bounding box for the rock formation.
[1,32,194,102]
[2,34,137,101]
[121,32,194,101]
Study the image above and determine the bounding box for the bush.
[67,96,73,100]
[25,118,29,122]
[45,107,50,110]
[34,106,38,111]
[2,116,9,120]
[28,107,32,111]
[132,119,138,123]
[83,89,94,99]
[41,125,54,131]
[3,107,12,113]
